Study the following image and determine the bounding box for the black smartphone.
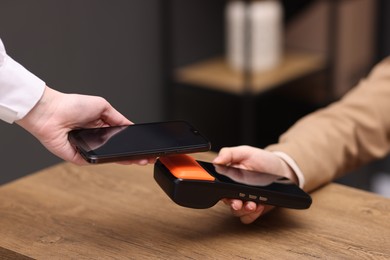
[68,121,211,163]
[154,155,312,210]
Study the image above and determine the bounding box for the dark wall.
[170,0,225,67]
[378,0,390,60]
[0,0,162,184]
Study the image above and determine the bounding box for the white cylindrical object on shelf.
[225,0,283,72]
[250,0,283,72]
[225,1,246,71]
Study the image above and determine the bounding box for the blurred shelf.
[174,51,327,95]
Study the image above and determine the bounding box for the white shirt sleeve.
[0,38,45,123]
[272,151,306,189]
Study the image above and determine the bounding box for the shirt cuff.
[0,55,45,123]
[272,151,305,189]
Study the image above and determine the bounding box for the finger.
[221,198,230,206]
[116,159,150,165]
[213,147,238,165]
[213,146,252,165]
[231,201,257,217]
[240,204,266,224]
[66,148,89,165]
[244,201,257,211]
[98,99,132,126]
[230,200,244,212]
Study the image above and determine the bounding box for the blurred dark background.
[0,0,389,197]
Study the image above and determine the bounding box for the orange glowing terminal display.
[159,155,215,181]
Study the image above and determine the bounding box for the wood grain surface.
[0,152,389,259]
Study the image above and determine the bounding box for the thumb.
[213,147,236,165]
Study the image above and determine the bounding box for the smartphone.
[68,121,211,163]
[154,155,312,209]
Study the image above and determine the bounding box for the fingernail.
[231,202,239,211]
[246,203,255,211]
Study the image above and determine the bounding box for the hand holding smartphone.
[68,121,211,163]
[154,155,312,210]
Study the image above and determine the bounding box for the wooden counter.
[0,152,389,259]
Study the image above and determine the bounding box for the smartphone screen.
[68,121,211,163]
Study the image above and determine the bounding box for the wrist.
[16,86,57,136]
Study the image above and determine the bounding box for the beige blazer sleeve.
[266,57,390,192]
